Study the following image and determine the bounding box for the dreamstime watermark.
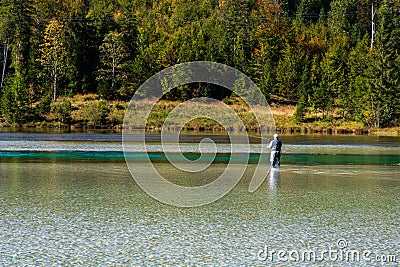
[122,61,275,207]
[257,239,398,264]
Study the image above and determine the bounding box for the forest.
[0,0,399,129]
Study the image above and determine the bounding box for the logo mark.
[122,61,275,207]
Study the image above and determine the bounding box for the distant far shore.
[0,94,399,136]
[1,122,399,136]
[1,124,399,137]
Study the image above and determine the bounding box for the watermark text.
[257,239,398,264]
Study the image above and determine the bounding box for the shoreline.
[1,95,399,136]
[0,124,399,136]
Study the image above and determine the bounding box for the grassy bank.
[1,94,399,136]
[270,104,400,136]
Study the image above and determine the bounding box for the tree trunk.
[370,95,378,128]
[53,62,57,101]
[0,40,8,94]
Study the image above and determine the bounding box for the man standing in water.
[268,133,282,168]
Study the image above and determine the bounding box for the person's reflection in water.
[268,168,280,196]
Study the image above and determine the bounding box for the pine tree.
[275,44,305,101]
[0,0,34,120]
[294,66,311,122]
[346,36,370,123]
[366,0,400,127]
[0,72,28,124]
[221,0,257,71]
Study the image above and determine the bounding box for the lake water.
[0,131,399,266]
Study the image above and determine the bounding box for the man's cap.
[273,133,278,138]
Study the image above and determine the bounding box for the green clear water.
[1,151,399,165]
[0,133,399,266]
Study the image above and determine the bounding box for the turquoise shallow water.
[0,133,399,266]
[1,133,399,165]
[1,150,399,165]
